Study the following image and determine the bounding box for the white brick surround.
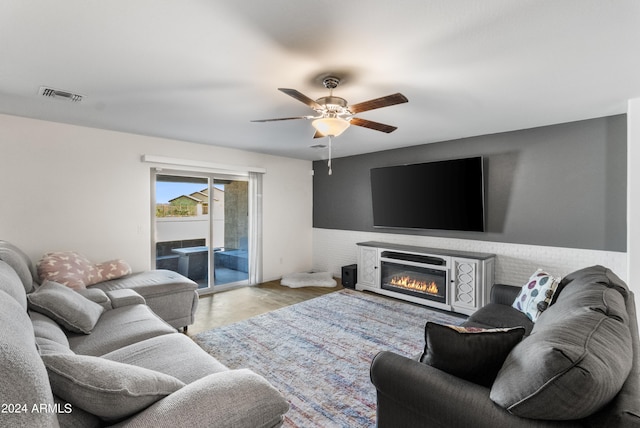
[313,228,628,286]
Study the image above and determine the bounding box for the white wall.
[629,97,640,317]
[0,114,313,281]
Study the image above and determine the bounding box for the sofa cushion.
[103,333,228,384]
[551,264,630,306]
[0,260,28,310]
[92,269,196,297]
[0,290,58,427]
[465,302,534,335]
[106,288,146,308]
[92,270,199,329]
[67,304,176,356]
[43,353,185,420]
[512,269,560,322]
[77,287,113,310]
[29,310,74,355]
[117,369,290,428]
[27,280,105,334]
[0,240,36,292]
[54,395,102,428]
[36,337,75,356]
[420,322,526,387]
[30,311,70,345]
[490,266,633,420]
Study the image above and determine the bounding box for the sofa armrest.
[105,289,146,308]
[76,288,112,310]
[370,351,568,428]
[112,369,289,428]
[491,283,521,306]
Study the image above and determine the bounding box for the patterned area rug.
[193,289,465,427]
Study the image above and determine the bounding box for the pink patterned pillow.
[37,252,132,290]
[37,252,98,290]
[95,259,132,281]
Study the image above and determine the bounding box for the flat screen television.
[370,156,485,232]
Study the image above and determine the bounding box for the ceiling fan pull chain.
[328,136,333,175]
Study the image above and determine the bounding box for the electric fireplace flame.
[389,275,439,295]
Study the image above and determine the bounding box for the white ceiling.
[1,1,639,161]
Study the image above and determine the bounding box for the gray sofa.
[371,265,640,427]
[0,243,289,427]
[91,269,198,331]
[28,243,200,331]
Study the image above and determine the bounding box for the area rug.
[193,289,465,428]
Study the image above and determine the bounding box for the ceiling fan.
[251,76,408,139]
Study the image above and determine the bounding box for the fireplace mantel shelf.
[356,242,495,316]
[357,241,495,261]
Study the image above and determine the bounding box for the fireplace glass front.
[381,260,447,304]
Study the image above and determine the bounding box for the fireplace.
[356,242,495,315]
[380,251,447,304]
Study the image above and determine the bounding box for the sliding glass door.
[153,170,249,293]
[211,178,249,286]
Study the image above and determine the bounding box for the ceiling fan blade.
[278,88,323,110]
[250,116,312,122]
[350,117,398,133]
[349,93,408,114]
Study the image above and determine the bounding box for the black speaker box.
[341,264,357,289]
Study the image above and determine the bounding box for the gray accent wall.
[313,115,627,252]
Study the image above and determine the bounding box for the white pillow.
[512,269,560,322]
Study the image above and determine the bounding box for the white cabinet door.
[357,246,379,288]
[451,258,479,314]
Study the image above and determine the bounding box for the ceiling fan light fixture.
[311,117,350,137]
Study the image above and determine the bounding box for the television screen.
[370,157,485,232]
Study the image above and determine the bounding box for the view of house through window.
[154,172,249,292]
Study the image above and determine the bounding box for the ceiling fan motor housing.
[315,96,349,115]
[322,76,341,90]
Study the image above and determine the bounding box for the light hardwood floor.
[187,279,343,336]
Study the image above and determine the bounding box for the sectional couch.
[33,247,199,331]
[0,242,289,427]
[371,265,640,427]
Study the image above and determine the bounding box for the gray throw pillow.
[27,280,104,334]
[42,353,185,420]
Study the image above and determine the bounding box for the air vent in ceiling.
[39,86,83,102]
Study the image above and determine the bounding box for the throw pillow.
[37,251,98,290]
[420,322,526,387]
[94,259,132,281]
[37,252,133,289]
[512,269,560,322]
[42,353,185,420]
[27,280,104,334]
